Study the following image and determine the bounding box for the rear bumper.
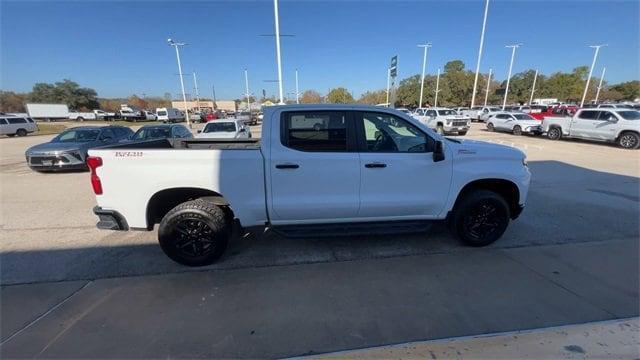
[93,206,129,231]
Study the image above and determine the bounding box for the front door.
[588,110,620,140]
[269,110,360,222]
[355,111,452,218]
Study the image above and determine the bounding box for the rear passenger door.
[571,110,599,138]
[268,111,361,222]
[590,111,620,140]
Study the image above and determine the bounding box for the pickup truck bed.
[102,138,260,150]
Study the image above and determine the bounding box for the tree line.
[2,67,639,113]
[0,79,171,113]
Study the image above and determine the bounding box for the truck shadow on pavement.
[1,160,638,286]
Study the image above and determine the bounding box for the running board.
[270,220,432,238]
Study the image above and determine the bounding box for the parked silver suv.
[0,116,38,137]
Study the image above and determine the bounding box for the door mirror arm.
[433,140,445,162]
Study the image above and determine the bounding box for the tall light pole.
[244,69,251,112]
[211,84,217,109]
[594,67,606,104]
[167,38,190,127]
[484,68,492,107]
[417,43,432,109]
[471,0,490,108]
[528,69,538,105]
[273,0,285,104]
[502,43,522,110]
[295,69,300,104]
[192,72,200,112]
[434,68,441,108]
[386,68,391,106]
[581,44,607,107]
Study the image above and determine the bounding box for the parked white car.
[0,116,38,137]
[462,106,502,122]
[87,104,530,266]
[143,110,157,121]
[486,112,543,135]
[196,119,251,139]
[412,107,470,135]
[156,108,183,123]
[542,108,640,149]
[68,110,97,122]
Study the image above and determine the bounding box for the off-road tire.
[450,190,510,247]
[158,199,231,266]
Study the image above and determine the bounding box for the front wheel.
[16,129,27,137]
[487,123,495,132]
[512,125,522,136]
[450,190,510,247]
[618,132,640,149]
[458,130,468,136]
[436,125,444,135]
[158,199,231,266]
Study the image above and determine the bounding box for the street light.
[471,0,490,108]
[167,38,190,127]
[295,69,300,104]
[502,43,523,110]
[244,69,251,112]
[192,72,200,112]
[417,43,432,109]
[580,44,607,107]
[434,68,441,108]
[528,69,538,106]
[273,0,285,105]
[484,68,492,107]
[594,67,606,104]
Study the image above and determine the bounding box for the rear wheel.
[76,117,84,122]
[618,132,640,149]
[512,125,522,136]
[547,127,562,140]
[158,199,231,266]
[451,190,510,247]
[16,129,27,137]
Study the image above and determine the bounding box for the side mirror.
[433,140,445,162]
[239,128,246,132]
[197,130,202,133]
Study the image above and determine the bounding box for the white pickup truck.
[542,108,640,149]
[462,106,502,122]
[412,107,470,135]
[87,104,531,266]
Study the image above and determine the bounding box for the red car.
[530,105,578,120]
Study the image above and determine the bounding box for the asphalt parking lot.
[1,122,638,358]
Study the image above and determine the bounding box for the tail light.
[86,156,103,195]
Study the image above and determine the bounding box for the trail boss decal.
[115,151,143,157]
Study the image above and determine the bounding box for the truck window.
[0,119,7,125]
[7,118,27,124]
[359,112,434,153]
[597,111,617,121]
[578,110,599,120]
[282,112,348,152]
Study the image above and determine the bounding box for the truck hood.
[446,138,525,161]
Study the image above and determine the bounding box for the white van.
[0,116,38,137]
[156,108,183,123]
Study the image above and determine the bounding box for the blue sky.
[1,0,639,100]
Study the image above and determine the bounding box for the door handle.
[365,163,387,168]
[275,163,299,169]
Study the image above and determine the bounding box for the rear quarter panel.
[89,148,267,228]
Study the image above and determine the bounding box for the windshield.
[157,111,167,116]
[489,107,501,112]
[132,127,171,140]
[53,129,100,142]
[203,122,237,133]
[513,113,535,120]
[618,111,640,120]
[437,110,457,116]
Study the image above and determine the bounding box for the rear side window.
[578,110,599,120]
[0,119,7,125]
[282,111,348,152]
[7,118,27,124]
